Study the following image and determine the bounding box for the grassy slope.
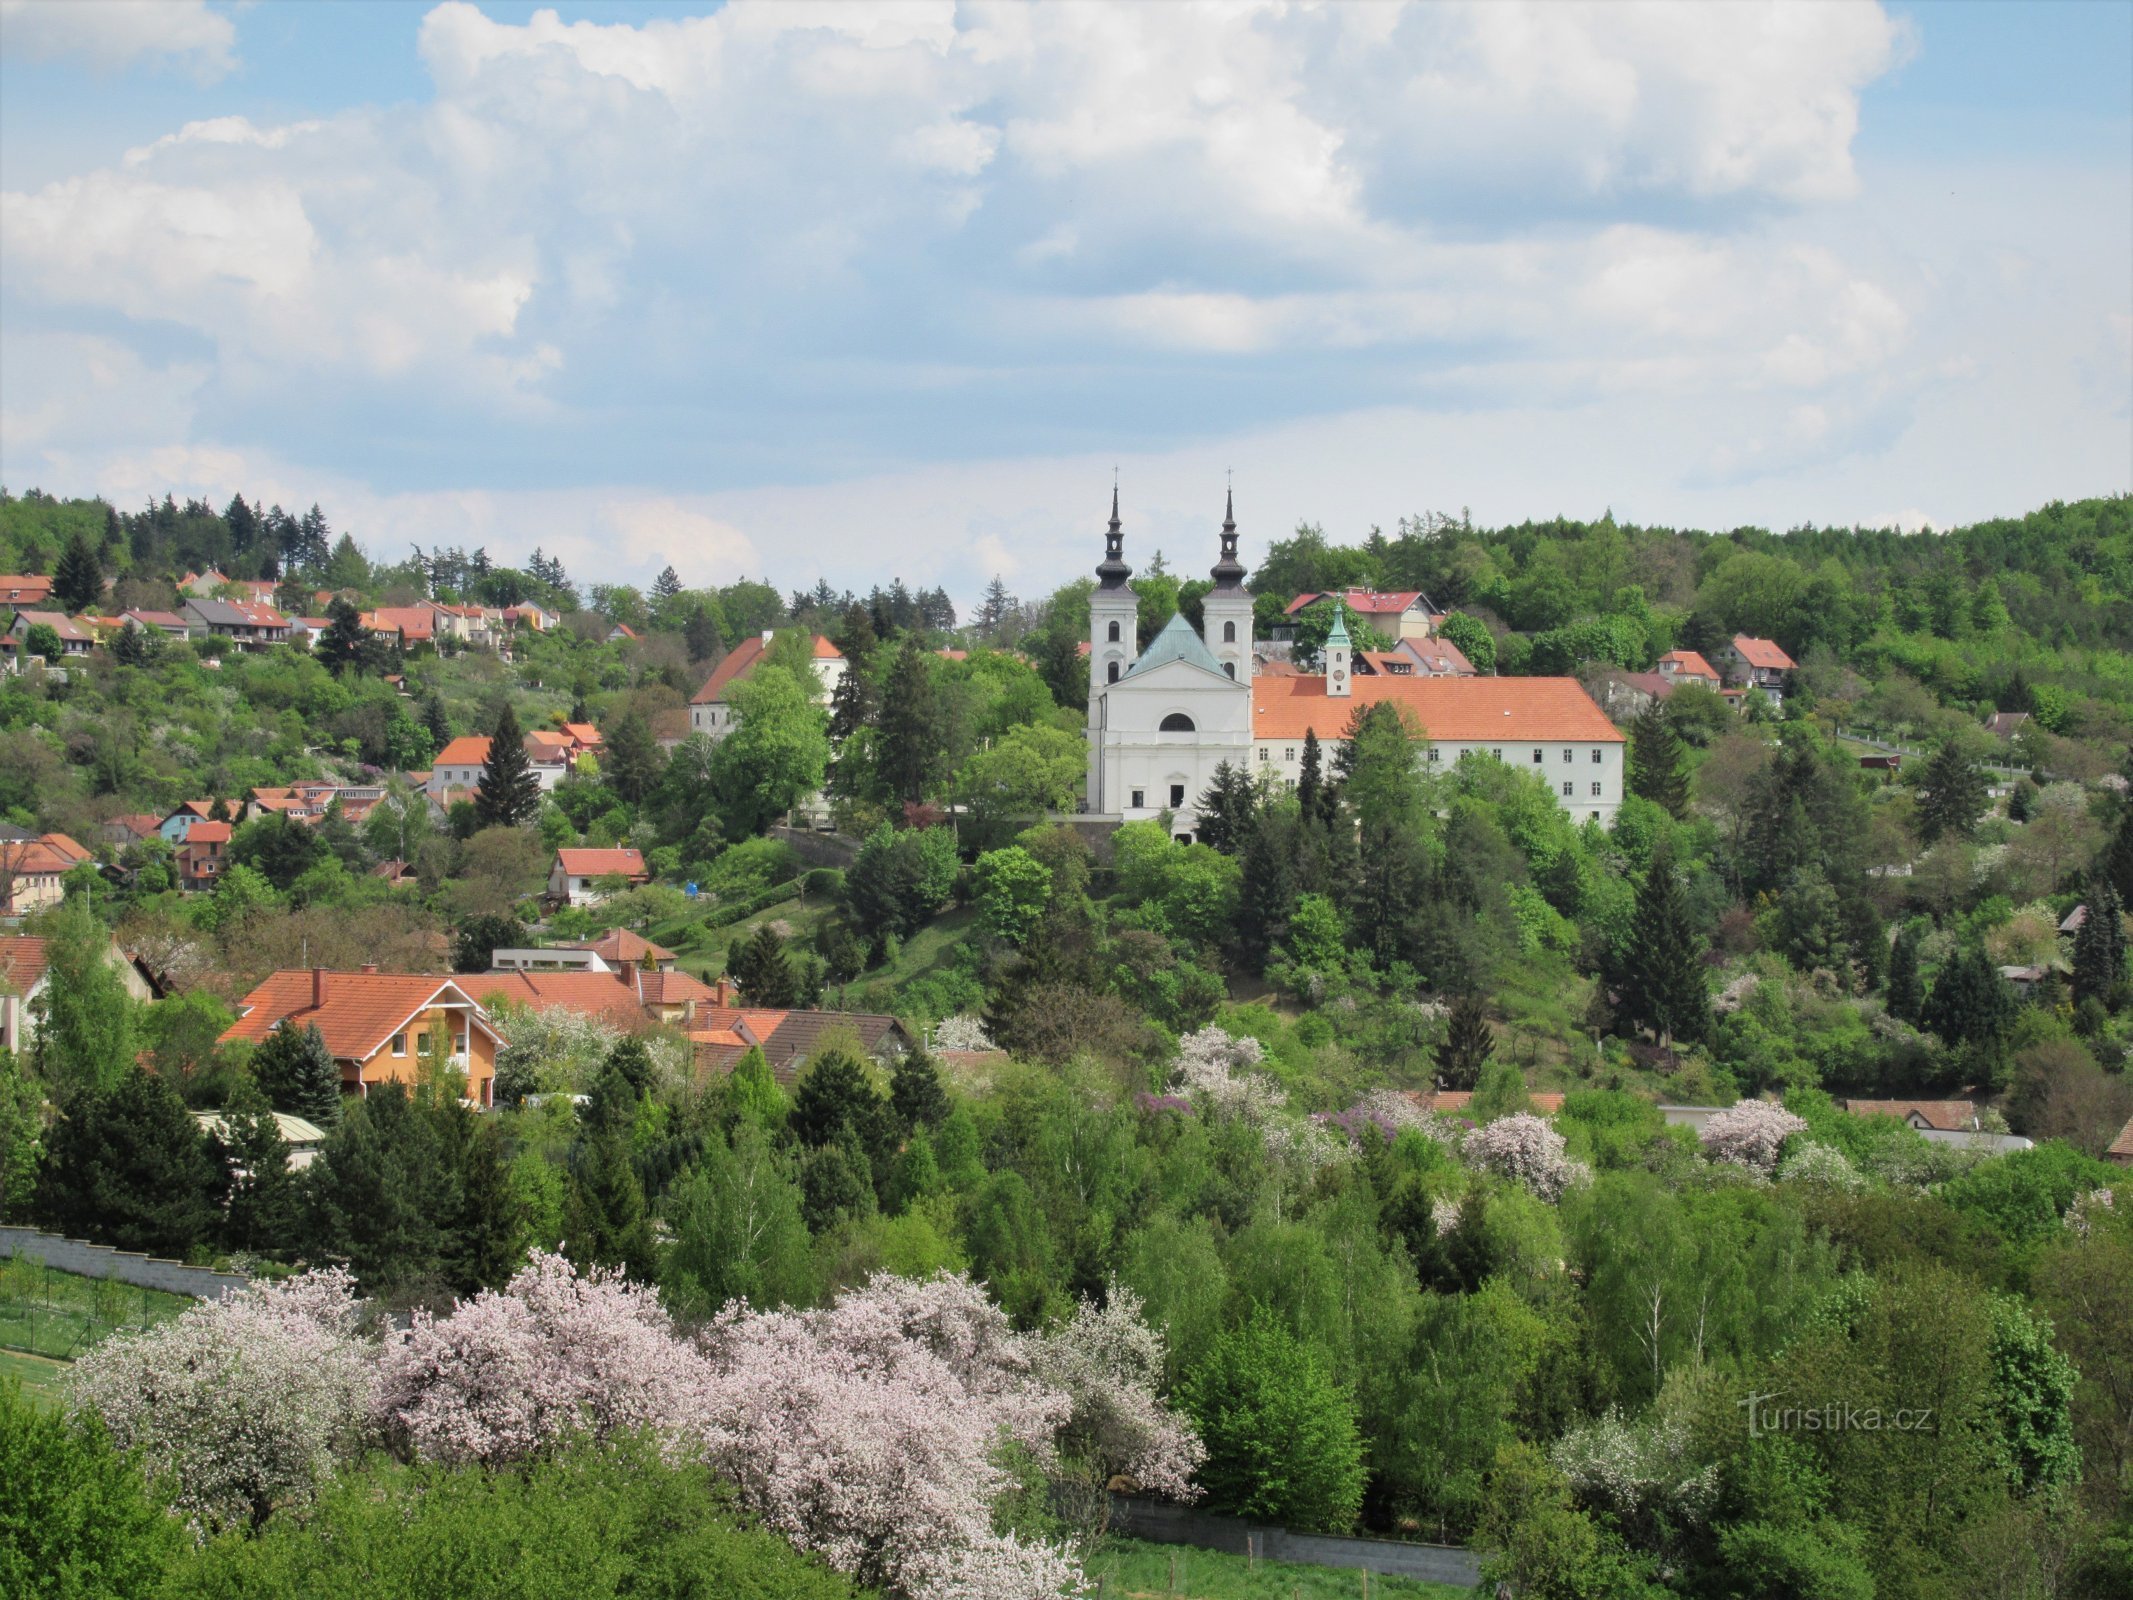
[0,1348,71,1407]
[1086,1536,1471,1599]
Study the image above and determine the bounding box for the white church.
[1086,493,1626,840]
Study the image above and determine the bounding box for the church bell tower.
[1088,486,1139,811]
[1201,488,1253,682]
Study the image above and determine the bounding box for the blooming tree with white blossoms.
[69,1270,375,1533]
[1699,1099,1809,1174]
[1463,1112,1588,1203]
[691,1271,1082,1600]
[1029,1282,1205,1503]
[373,1252,702,1466]
[1171,1026,1286,1121]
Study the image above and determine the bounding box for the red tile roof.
[433,736,492,767]
[38,833,90,864]
[2108,1115,2133,1163]
[689,634,842,704]
[0,577,54,604]
[184,821,232,844]
[1843,1099,1983,1132]
[223,971,500,1062]
[632,968,724,1008]
[364,605,438,640]
[555,848,648,878]
[14,610,92,642]
[1418,1089,1568,1117]
[1730,635,1795,671]
[1658,650,1720,681]
[1251,675,1621,744]
[1283,589,1429,618]
[564,928,674,966]
[464,971,649,1030]
[0,937,54,995]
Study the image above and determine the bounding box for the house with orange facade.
[221,968,507,1106]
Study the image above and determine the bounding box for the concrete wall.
[0,1226,248,1300]
[1108,1496,1481,1589]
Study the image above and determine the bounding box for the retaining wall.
[0,1226,248,1300]
[1109,1496,1481,1589]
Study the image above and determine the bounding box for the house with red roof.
[1657,650,1722,689]
[1282,589,1441,640]
[425,732,571,798]
[549,847,650,906]
[177,821,232,891]
[0,836,84,914]
[688,632,846,742]
[0,933,159,1053]
[689,1007,917,1086]
[222,968,506,1105]
[1717,635,1794,701]
[0,576,54,608]
[8,610,94,657]
[181,597,288,650]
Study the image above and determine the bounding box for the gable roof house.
[0,934,159,1053]
[424,733,572,799]
[0,837,86,915]
[1281,589,1440,640]
[1657,650,1722,687]
[8,610,94,657]
[688,633,846,742]
[222,969,506,1106]
[0,576,55,608]
[176,821,232,891]
[690,1008,916,1086]
[181,598,289,650]
[549,847,650,906]
[1717,635,1794,701]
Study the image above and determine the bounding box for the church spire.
[1209,485,1246,591]
[1096,482,1131,590]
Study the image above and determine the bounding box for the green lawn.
[1085,1536,1472,1600]
[0,1348,71,1408]
[0,1257,192,1361]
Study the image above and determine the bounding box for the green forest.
[3,486,2132,1600]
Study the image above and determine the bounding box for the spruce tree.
[684,603,724,665]
[1194,762,1257,854]
[1915,739,1988,844]
[1615,845,1708,1046]
[214,1082,297,1254]
[446,1116,527,1292]
[36,1067,217,1257]
[2102,804,2133,908]
[888,1049,949,1133]
[729,925,797,1006]
[474,703,542,829]
[876,636,946,805]
[1295,730,1325,827]
[250,1022,342,1127]
[1627,700,1689,818]
[1886,922,1924,1023]
[601,710,663,804]
[51,531,103,613]
[564,1129,657,1281]
[2071,875,2125,1010]
[1434,992,1495,1090]
[1922,946,2016,1049]
[651,565,682,604]
[316,597,367,673]
[422,694,453,751]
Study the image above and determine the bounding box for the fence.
[0,1224,249,1300]
[1107,1496,1481,1590]
[0,1252,194,1363]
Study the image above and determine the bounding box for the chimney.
[312,967,327,1008]
[360,963,379,975]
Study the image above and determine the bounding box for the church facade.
[1087,495,1625,840]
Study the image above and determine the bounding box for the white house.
[688,632,846,742]
[549,848,649,906]
[1086,493,1626,840]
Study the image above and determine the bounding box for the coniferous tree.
[1915,739,1989,845]
[1295,730,1325,827]
[422,694,453,752]
[1627,700,1689,817]
[51,531,103,613]
[1886,921,1925,1023]
[1194,762,1257,854]
[474,703,542,829]
[445,1116,526,1292]
[2102,803,2133,908]
[728,925,798,1006]
[1434,992,1495,1090]
[299,1082,458,1292]
[316,597,367,674]
[249,1022,343,1128]
[651,565,682,604]
[1235,808,1299,973]
[214,1081,297,1254]
[1922,945,2016,1049]
[225,492,260,555]
[888,1049,949,1133]
[602,710,664,804]
[36,1066,217,1256]
[1615,844,1708,1046]
[2071,875,2126,1010]
[876,636,946,805]
[684,603,724,665]
[207,795,232,823]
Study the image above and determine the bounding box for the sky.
[1,0,2128,611]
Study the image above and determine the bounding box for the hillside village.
[3,483,2132,1599]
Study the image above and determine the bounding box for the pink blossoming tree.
[1699,1100,1808,1174]
[1463,1112,1588,1203]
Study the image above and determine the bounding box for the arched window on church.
[1159,712,1195,732]
[1108,661,1120,683]
[1223,620,1236,643]
[1107,620,1120,642]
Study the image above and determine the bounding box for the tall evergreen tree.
[1627,700,1690,818]
[728,925,798,1006]
[249,1022,343,1128]
[565,1125,657,1281]
[298,1082,458,1293]
[315,597,368,674]
[2102,803,2133,908]
[975,575,1016,640]
[213,1082,298,1254]
[1615,845,1708,1046]
[225,492,260,555]
[1885,921,1925,1023]
[422,694,453,751]
[51,531,104,613]
[888,1049,949,1133]
[36,1067,217,1257]
[651,565,682,604]
[602,710,664,804]
[474,703,542,829]
[876,636,946,805]
[2071,875,2126,1010]
[684,603,724,665]
[1194,762,1257,854]
[1434,992,1495,1090]
[1295,730,1326,827]
[1915,739,1989,845]
[1235,807,1300,973]
[833,599,879,671]
[1921,945,2016,1049]
[445,1115,527,1292]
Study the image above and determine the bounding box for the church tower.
[1202,488,1253,682]
[1325,602,1352,697]
[1088,486,1138,808]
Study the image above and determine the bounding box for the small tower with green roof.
[1326,602,1352,697]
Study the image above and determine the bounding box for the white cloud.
[0,0,236,82]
